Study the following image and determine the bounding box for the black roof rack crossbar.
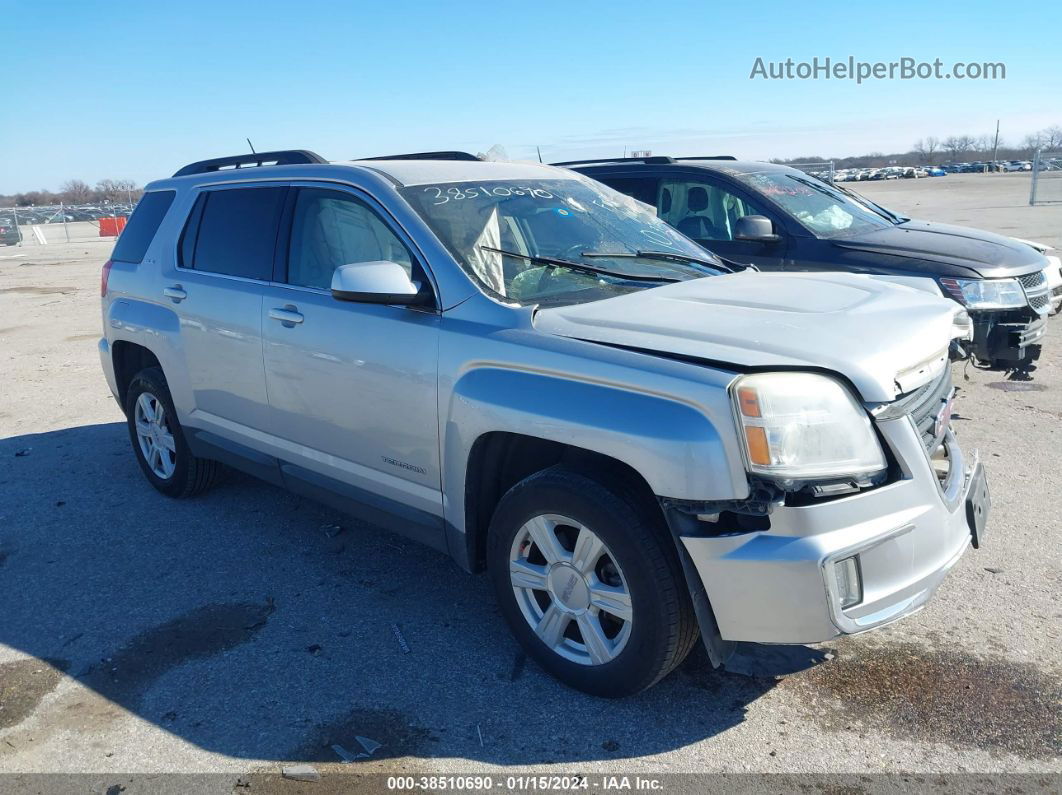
[675,155,737,161]
[172,149,327,177]
[551,156,675,166]
[358,151,481,162]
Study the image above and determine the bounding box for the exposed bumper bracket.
[661,505,735,668]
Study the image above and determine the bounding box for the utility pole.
[991,119,1000,168]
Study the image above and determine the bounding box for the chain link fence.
[0,203,133,247]
[1029,150,1062,205]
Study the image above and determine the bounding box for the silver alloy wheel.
[134,392,177,480]
[509,513,633,666]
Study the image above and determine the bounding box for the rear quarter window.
[110,190,176,263]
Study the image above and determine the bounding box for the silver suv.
[99,150,990,697]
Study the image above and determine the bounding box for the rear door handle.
[269,307,304,325]
[163,286,187,302]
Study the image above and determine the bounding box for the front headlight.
[732,372,886,481]
[938,277,1027,310]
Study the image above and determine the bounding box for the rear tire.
[125,366,223,498]
[487,465,698,697]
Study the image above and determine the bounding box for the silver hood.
[534,272,959,402]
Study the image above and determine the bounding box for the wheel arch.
[460,431,658,574]
[111,340,162,412]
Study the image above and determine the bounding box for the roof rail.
[551,156,675,167]
[675,155,737,161]
[172,150,327,177]
[358,151,482,162]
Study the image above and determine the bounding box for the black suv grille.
[1029,292,1051,311]
[1018,271,1046,290]
[1018,270,1051,313]
[888,368,954,453]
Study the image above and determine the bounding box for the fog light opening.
[835,555,863,609]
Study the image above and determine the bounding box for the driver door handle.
[163,285,187,302]
[269,307,304,325]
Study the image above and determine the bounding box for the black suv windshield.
[736,170,894,238]
[400,176,723,306]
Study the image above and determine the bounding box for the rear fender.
[106,297,192,415]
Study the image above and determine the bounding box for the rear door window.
[110,190,175,263]
[186,187,286,280]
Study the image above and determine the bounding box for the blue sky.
[1,0,1058,192]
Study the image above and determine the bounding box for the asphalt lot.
[0,172,1059,787]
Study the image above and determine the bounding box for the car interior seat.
[677,187,726,240]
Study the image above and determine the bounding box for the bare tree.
[1022,132,1045,156]
[912,136,939,162]
[60,179,92,204]
[95,179,121,202]
[943,135,976,160]
[114,179,142,203]
[1042,125,1062,150]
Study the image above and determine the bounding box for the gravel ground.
[0,173,1059,787]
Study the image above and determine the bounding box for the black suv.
[562,156,1052,369]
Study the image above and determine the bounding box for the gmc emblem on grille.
[934,390,956,439]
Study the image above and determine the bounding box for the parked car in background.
[563,155,1054,369]
[927,167,947,177]
[1,217,22,245]
[99,149,989,697]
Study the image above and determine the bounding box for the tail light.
[101,259,113,297]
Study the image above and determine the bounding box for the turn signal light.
[736,386,761,418]
[744,426,770,465]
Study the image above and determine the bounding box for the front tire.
[487,466,698,697]
[124,366,223,498]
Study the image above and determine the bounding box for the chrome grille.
[1018,269,1051,315]
[1029,292,1051,311]
[1018,271,1046,290]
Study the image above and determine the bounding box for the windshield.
[736,171,895,238]
[399,175,723,306]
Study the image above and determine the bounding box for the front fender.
[443,365,743,535]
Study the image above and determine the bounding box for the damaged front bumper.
[971,309,1047,367]
[669,414,986,646]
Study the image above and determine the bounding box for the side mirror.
[331,260,423,305]
[733,215,781,243]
